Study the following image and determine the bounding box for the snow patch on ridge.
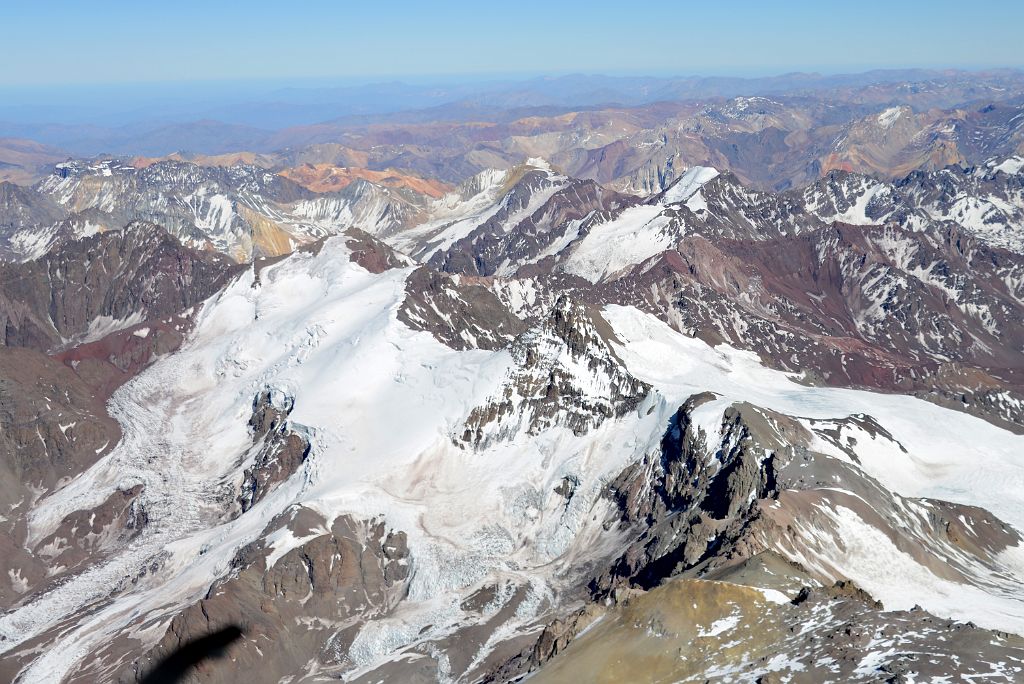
[560,205,672,283]
[602,306,1024,529]
[993,156,1024,176]
[877,106,904,129]
[662,166,720,205]
[558,166,721,282]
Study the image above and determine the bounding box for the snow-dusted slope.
[14,160,435,262]
[802,159,1024,253]
[12,158,575,267]
[560,166,720,282]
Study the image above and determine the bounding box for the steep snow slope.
[605,305,1024,529]
[559,204,671,282]
[660,165,720,205]
[604,306,1024,629]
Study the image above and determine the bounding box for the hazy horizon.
[4,0,1022,87]
[1,65,1022,132]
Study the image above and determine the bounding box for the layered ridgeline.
[11,78,1023,194]
[7,155,1021,423]
[0,154,1023,682]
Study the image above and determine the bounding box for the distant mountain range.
[2,68,1023,158]
[2,79,1022,207]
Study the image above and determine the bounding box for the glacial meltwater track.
[0,240,513,681]
[0,347,250,682]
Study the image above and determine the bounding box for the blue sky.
[2,0,1022,86]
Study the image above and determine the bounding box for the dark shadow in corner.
[139,625,245,684]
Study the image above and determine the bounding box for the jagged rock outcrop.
[481,392,1024,683]
[343,227,411,273]
[235,390,310,514]
[591,396,790,595]
[113,509,411,684]
[459,296,649,447]
[398,266,526,350]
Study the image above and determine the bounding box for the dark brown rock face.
[112,510,410,684]
[0,346,122,607]
[579,217,1024,430]
[344,228,410,273]
[0,222,239,610]
[0,221,239,352]
[27,484,148,588]
[459,296,649,447]
[398,266,527,350]
[236,390,310,514]
[589,393,1024,601]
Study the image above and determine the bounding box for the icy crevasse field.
[0,237,663,681]
[4,236,1024,680]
